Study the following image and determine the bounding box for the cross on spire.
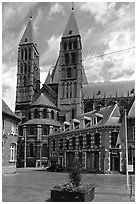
[72,2,74,10]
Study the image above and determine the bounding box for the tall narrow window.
[66,139,69,150]
[43,109,47,118]
[73,40,77,49]
[70,82,72,98]
[52,139,56,151]
[29,48,31,60]
[57,112,59,121]
[51,110,54,119]
[25,48,27,60]
[62,68,65,79]
[94,133,100,148]
[24,63,27,73]
[24,76,26,86]
[71,52,76,64]
[66,83,69,98]
[42,144,48,157]
[59,138,63,150]
[64,42,67,50]
[20,64,23,73]
[34,109,39,118]
[69,41,72,50]
[65,53,69,65]
[21,49,23,60]
[111,132,118,148]
[10,143,16,161]
[67,68,71,78]
[73,82,77,98]
[72,137,76,149]
[28,64,30,72]
[29,143,34,157]
[73,67,77,78]
[62,83,65,98]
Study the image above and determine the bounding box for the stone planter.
[51,186,95,202]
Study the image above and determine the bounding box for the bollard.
[129,175,132,198]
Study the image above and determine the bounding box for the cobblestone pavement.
[2,168,135,202]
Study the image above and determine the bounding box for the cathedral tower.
[58,9,84,121]
[15,17,40,119]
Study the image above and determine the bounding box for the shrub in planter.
[50,159,95,202]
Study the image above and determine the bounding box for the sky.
[2,2,135,111]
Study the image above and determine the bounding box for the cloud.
[40,34,61,66]
[49,3,64,17]
[79,2,116,24]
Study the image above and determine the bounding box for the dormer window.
[69,30,72,35]
[25,38,27,42]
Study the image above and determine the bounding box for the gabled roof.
[19,18,36,45]
[30,93,57,109]
[83,80,135,99]
[2,100,21,121]
[62,10,80,38]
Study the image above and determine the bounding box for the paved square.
[2,168,135,202]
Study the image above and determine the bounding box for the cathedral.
[16,9,135,170]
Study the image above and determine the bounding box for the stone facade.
[2,100,21,174]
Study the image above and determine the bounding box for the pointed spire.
[44,70,52,85]
[62,9,80,38]
[19,17,36,45]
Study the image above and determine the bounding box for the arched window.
[64,42,67,50]
[62,83,65,98]
[67,68,71,78]
[29,143,34,157]
[73,40,77,49]
[34,109,39,118]
[66,83,69,98]
[73,67,77,78]
[72,137,76,149]
[66,139,69,150]
[29,48,31,60]
[57,112,59,121]
[52,139,56,151]
[21,49,23,60]
[24,63,27,73]
[10,143,16,161]
[61,68,65,79]
[73,82,77,98]
[25,48,27,60]
[70,82,72,98]
[20,64,23,73]
[65,53,69,65]
[43,109,47,118]
[69,41,72,50]
[71,52,76,64]
[51,110,54,120]
[42,144,48,157]
[24,76,26,86]
[28,63,30,72]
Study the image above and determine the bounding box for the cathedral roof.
[44,70,52,84]
[83,80,135,99]
[30,93,57,109]
[62,10,80,38]
[19,18,36,45]
[2,100,21,121]
[22,118,61,126]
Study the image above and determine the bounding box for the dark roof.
[83,80,135,99]
[19,19,36,45]
[31,93,57,109]
[2,100,21,121]
[62,10,80,38]
[22,118,61,126]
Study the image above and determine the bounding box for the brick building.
[2,100,21,174]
